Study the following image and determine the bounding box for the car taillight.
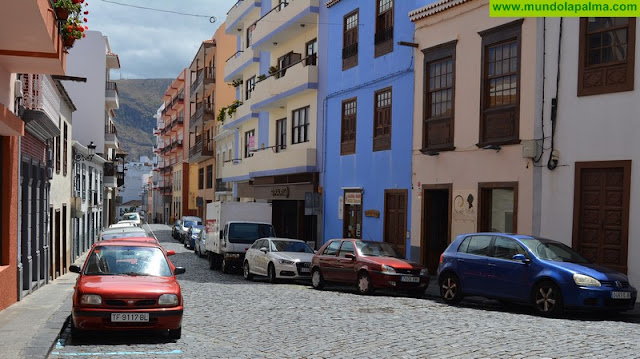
[439,253,444,264]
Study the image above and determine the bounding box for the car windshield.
[184,220,202,227]
[519,238,590,264]
[355,242,399,258]
[123,214,138,221]
[84,246,172,277]
[228,223,275,244]
[271,240,313,253]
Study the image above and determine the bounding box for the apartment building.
[157,70,192,223]
[320,0,429,258]
[220,0,320,243]
[539,17,639,286]
[71,140,105,266]
[188,24,235,219]
[0,1,69,311]
[409,0,541,273]
[64,31,122,228]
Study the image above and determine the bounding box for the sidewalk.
[0,253,87,359]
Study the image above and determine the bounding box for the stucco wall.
[410,1,539,253]
[322,0,421,258]
[540,18,640,287]
[64,31,108,154]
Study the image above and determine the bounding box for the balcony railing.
[21,74,60,122]
[189,135,214,160]
[105,123,118,135]
[215,178,232,192]
[374,26,394,45]
[342,43,358,60]
[191,69,204,95]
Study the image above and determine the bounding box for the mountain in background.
[113,79,172,162]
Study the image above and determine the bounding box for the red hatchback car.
[311,239,429,296]
[69,240,185,339]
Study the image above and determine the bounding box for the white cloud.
[88,0,237,79]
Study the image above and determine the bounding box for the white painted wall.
[63,31,108,155]
[540,18,640,288]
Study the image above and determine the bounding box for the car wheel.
[243,261,253,281]
[532,281,564,317]
[439,273,463,304]
[70,320,84,339]
[357,271,374,295]
[222,258,230,274]
[267,263,278,284]
[311,268,324,290]
[208,252,216,270]
[169,327,181,340]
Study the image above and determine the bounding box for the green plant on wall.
[268,65,280,77]
[232,78,243,88]
[217,107,227,122]
[226,100,243,118]
[257,74,267,82]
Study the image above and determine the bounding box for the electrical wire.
[99,0,217,22]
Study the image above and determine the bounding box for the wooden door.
[384,190,408,257]
[573,161,631,274]
[422,185,451,274]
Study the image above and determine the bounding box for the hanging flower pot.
[64,36,76,48]
[55,8,70,20]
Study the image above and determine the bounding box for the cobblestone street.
[49,225,640,358]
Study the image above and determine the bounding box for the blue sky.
[89,0,236,79]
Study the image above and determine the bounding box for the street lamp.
[74,141,96,161]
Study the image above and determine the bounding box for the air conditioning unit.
[14,79,23,98]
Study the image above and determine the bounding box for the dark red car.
[69,240,185,339]
[311,239,429,297]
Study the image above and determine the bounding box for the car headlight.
[573,273,601,287]
[278,259,295,265]
[158,294,179,306]
[420,268,428,276]
[80,294,102,305]
[381,264,396,274]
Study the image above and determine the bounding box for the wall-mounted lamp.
[483,144,501,152]
[74,141,96,161]
[273,42,278,46]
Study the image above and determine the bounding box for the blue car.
[437,233,637,316]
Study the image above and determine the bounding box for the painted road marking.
[144,223,158,242]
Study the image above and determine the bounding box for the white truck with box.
[205,201,275,273]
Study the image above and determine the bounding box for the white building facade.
[539,18,639,290]
[64,31,121,228]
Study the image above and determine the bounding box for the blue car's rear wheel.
[532,281,563,317]
[439,273,463,304]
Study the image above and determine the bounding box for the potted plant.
[226,100,243,118]
[257,74,267,82]
[231,78,243,88]
[268,65,280,77]
[55,0,89,48]
[62,18,85,47]
[217,108,227,123]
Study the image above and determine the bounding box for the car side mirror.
[174,267,186,275]
[166,250,176,256]
[260,247,268,253]
[69,264,81,273]
[513,254,530,263]
[345,253,356,260]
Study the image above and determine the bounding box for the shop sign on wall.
[344,192,362,205]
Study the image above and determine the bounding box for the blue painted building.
[318,0,429,260]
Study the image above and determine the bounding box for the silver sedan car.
[243,238,315,283]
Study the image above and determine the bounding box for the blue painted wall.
[319,0,431,260]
